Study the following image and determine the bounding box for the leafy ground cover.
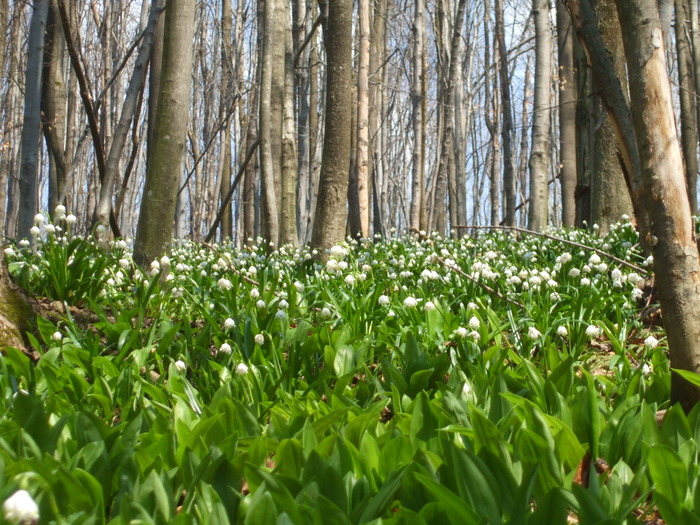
[2,214,699,524]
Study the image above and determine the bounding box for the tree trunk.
[674,0,698,213]
[528,0,552,231]
[311,0,353,252]
[495,0,516,226]
[41,0,68,217]
[556,0,577,227]
[133,0,195,266]
[280,11,299,247]
[567,0,700,409]
[0,260,32,352]
[592,0,634,233]
[219,0,233,240]
[95,1,161,237]
[258,0,279,245]
[410,0,426,230]
[355,0,371,237]
[18,0,49,240]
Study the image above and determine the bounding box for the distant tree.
[133,0,195,266]
[311,0,353,252]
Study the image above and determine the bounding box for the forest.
[3,0,700,522]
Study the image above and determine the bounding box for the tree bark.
[311,0,353,252]
[0,259,32,352]
[133,0,195,266]
[674,0,698,213]
[528,0,552,231]
[556,0,577,227]
[495,0,516,226]
[18,0,50,240]
[410,0,426,230]
[355,0,371,237]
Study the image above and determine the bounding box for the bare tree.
[311,0,353,252]
[410,0,426,230]
[528,0,553,231]
[18,0,50,240]
[134,0,196,266]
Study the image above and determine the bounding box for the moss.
[0,265,34,351]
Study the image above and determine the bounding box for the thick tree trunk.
[311,0,352,252]
[280,11,299,247]
[528,0,552,231]
[18,0,49,241]
[133,0,195,266]
[614,0,700,410]
[556,0,577,227]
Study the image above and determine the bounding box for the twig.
[456,224,648,274]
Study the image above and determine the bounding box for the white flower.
[256,299,266,309]
[33,213,45,225]
[456,327,468,338]
[3,489,39,524]
[557,326,568,337]
[65,214,77,225]
[644,335,659,349]
[468,316,480,330]
[527,326,541,340]
[174,360,187,371]
[44,224,55,234]
[217,278,232,290]
[278,299,289,309]
[250,288,260,299]
[275,310,286,319]
[224,318,236,330]
[330,245,348,258]
[326,259,339,271]
[631,288,644,300]
[236,362,249,375]
[378,294,390,306]
[642,363,652,375]
[321,307,332,318]
[580,277,591,286]
[588,253,601,265]
[4,247,15,257]
[248,265,258,275]
[219,343,232,355]
[424,301,436,311]
[254,333,265,345]
[469,330,480,341]
[462,382,472,396]
[585,325,601,338]
[29,226,41,237]
[467,302,477,311]
[119,258,130,269]
[404,296,419,308]
[344,275,355,286]
[568,268,580,278]
[52,331,62,342]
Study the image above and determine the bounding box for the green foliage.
[1,217,693,523]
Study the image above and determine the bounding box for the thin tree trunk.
[95,1,160,237]
[219,0,233,240]
[674,0,698,213]
[528,0,553,231]
[259,0,279,245]
[495,0,516,226]
[410,0,425,229]
[355,0,371,237]
[557,0,577,226]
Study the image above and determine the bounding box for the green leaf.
[648,445,690,511]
